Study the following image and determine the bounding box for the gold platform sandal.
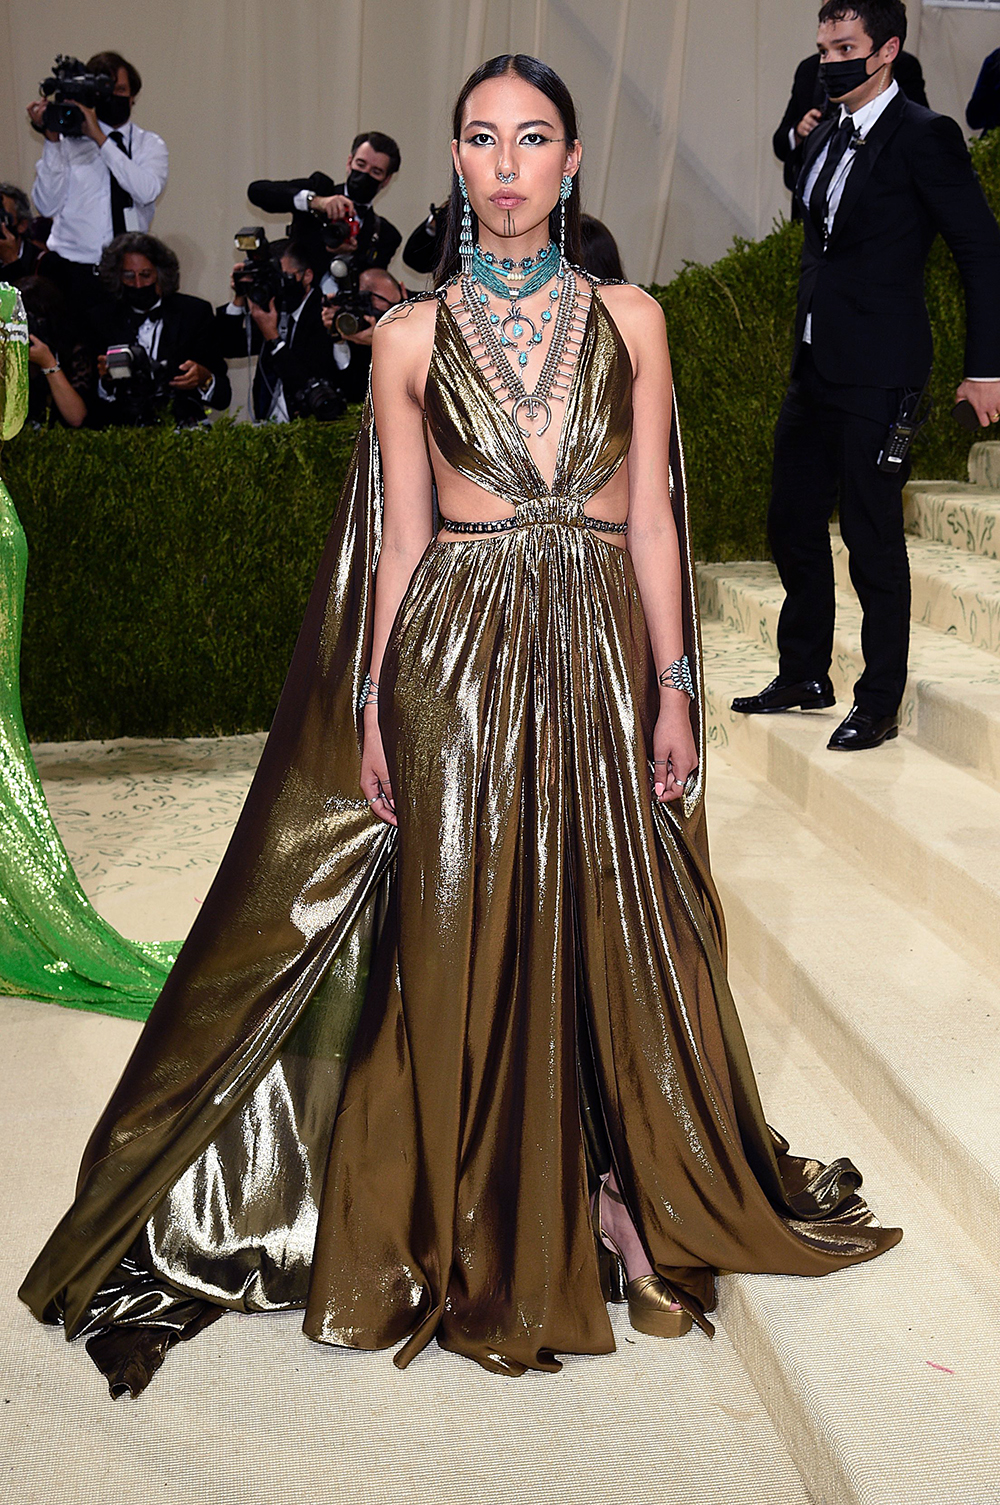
[592,1177,693,1339]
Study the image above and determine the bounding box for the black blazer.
[216,287,340,420]
[774,51,928,192]
[967,48,1000,134]
[245,172,402,270]
[792,92,1000,388]
[87,291,232,423]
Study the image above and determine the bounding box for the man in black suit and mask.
[734,0,1000,751]
[89,231,230,426]
[246,132,402,285]
[774,34,927,211]
[217,239,343,423]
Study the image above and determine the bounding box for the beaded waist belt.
[439,514,627,536]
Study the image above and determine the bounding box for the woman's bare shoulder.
[598,282,665,333]
[371,295,441,389]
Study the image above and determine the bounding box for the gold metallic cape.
[20,281,899,1389]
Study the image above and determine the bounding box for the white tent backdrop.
[1,0,997,306]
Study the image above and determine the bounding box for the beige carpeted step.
[703,753,1000,1264]
[831,531,1000,660]
[696,558,1000,787]
[720,955,1000,1505]
[700,617,1000,979]
[904,479,1000,560]
[969,440,1000,489]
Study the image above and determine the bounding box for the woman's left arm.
[608,285,697,803]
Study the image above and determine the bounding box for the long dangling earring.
[459,175,474,276]
[559,174,574,262]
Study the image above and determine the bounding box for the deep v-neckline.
[438,286,594,498]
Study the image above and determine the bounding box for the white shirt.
[32,119,169,266]
[802,82,899,345]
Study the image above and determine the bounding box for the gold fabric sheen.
[20,277,900,1392]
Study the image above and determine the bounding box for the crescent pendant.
[511,396,552,437]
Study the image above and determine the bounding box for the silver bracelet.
[40,361,61,375]
[358,672,379,713]
[659,654,694,698]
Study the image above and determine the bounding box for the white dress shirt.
[802,82,899,345]
[32,119,169,265]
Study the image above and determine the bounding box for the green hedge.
[652,127,1000,562]
[6,415,360,740]
[4,127,998,739]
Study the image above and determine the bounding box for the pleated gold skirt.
[301,520,898,1374]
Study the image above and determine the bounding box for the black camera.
[323,288,377,339]
[0,207,20,238]
[233,227,284,310]
[290,377,346,423]
[37,56,114,138]
[104,343,172,423]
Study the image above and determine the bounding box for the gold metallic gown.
[20,277,900,1394]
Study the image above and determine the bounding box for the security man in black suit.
[89,231,231,426]
[734,0,1000,751]
[773,40,927,212]
[217,239,343,423]
[246,132,402,281]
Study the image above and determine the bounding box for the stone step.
[700,617,1000,980]
[696,558,1000,787]
[969,440,1000,488]
[720,952,1000,1505]
[705,754,1000,1266]
[904,479,1000,559]
[832,530,1000,660]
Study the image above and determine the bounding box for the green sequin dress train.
[0,282,174,1018]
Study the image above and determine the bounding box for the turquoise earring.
[559,174,573,260]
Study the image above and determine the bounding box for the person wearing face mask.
[246,133,402,292]
[88,232,230,427]
[773,37,927,216]
[217,239,343,423]
[27,52,168,313]
[734,0,1000,752]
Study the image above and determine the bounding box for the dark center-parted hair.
[351,131,401,177]
[436,54,582,284]
[87,51,143,96]
[99,231,179,297]
[817,0,908,51]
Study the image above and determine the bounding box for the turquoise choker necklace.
[469,240,562,364]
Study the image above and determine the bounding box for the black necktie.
[807,116,856,238]
[108,130,135,237]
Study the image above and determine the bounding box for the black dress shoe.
[731,676,836,714]
[827,705,899,751]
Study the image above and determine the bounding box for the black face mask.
[123,283,159,311]
[819,51,887,101]
[276,272,308,312]
[102,94,132,129]
[345,168,380,205]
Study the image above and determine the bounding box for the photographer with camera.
[217,235,344,423]
[89,232,230,427]
[19,275,90,428]
[0,184,39,285]
[321,266,404,403]
[247,133,402,291]
[28,52,168,311]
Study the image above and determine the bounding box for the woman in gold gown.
[20,56,900,1397]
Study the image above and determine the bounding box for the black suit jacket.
[774,51,928,192]
[245,172,402,270]
[792,92,1000,388]
[216,287,340,420]
[87,291,232,424]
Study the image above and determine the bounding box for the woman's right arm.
[359,305,436,826]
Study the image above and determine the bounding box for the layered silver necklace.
[459,243,580,437]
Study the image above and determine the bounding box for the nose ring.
[497,170,516,184]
